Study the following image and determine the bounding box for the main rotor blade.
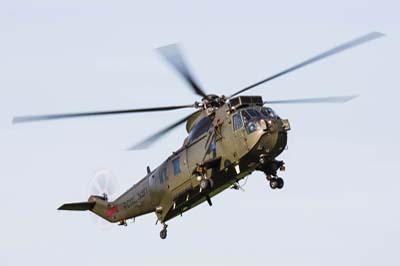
[265,95,358,105]
[13,104,194,124]
[158,44,207,98]
[229,32,384,98]
[128,110,201,150]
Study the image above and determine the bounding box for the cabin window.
[159,168,167,184]
[173,158,181,175]
[188,117,212,144]
[232,113,243,131]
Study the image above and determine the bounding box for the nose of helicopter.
[248,118,290,159]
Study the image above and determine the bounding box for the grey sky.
[1,1,399,266]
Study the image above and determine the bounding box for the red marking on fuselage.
[106,206,118,217]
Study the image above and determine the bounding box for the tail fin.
[58,202,95,211]
[58,196,119,223]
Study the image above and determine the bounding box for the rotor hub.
[201,94,226,111]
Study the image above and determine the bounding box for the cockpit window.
[241,110,260,134]
[246,109,262,118]
[241,110,252,124]
[261,107,277,118]
[188,116,212,143]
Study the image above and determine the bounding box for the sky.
[0,1,399,266]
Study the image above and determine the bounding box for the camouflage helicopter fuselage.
[15,32,381,239]
[81,95,290,226]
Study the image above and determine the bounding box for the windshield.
[241,110,260,134]
[240,107,279,134]
[246,109,262,119]
[260,107,278,118]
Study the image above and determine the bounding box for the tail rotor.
[87,169,120,230]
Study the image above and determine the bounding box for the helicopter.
[13,32,384,239]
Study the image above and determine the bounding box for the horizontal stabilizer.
[58,202,95,211]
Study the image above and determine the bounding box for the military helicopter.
[13,32,383,239]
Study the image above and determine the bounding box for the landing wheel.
[160,223,168,240]
[160,229,167,239]
[269,178,279,189]
[276,177,284,189]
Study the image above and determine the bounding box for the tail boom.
[58,196,121,223]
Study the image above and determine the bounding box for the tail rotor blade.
[86,169,120,231]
